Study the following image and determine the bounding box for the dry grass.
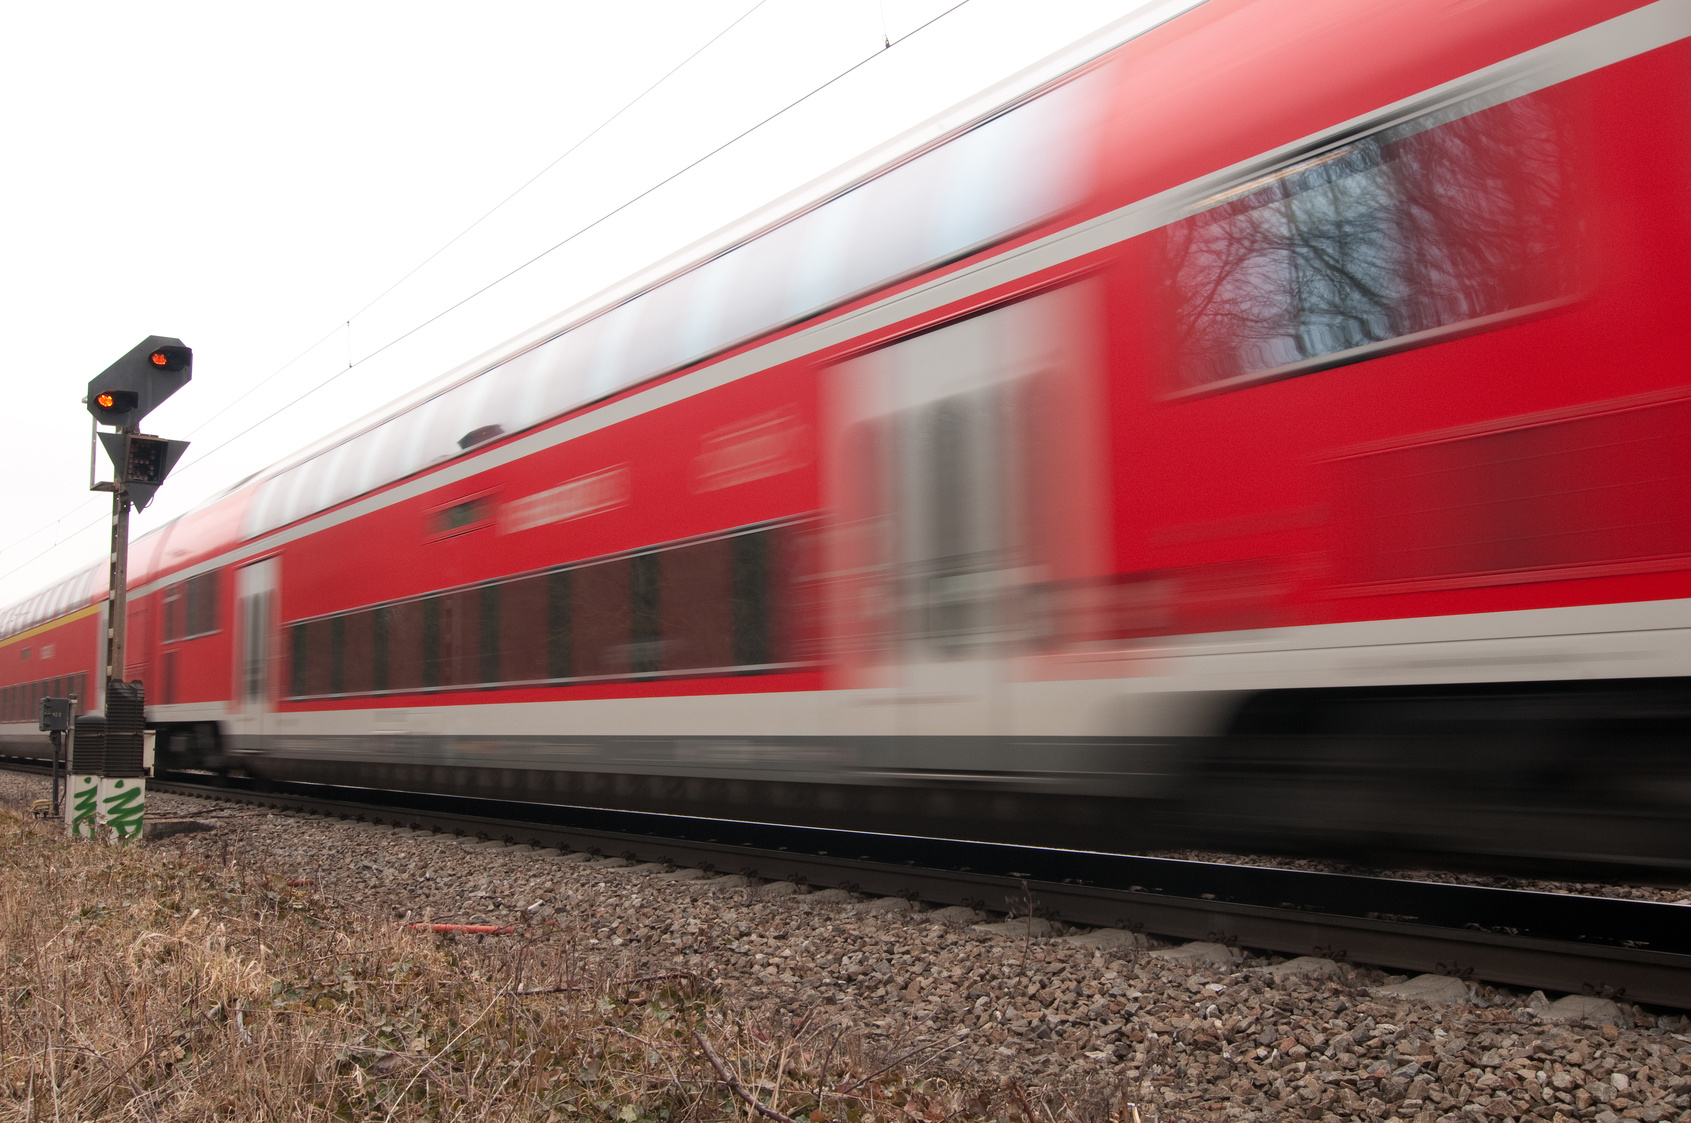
[0,810,1135,1122]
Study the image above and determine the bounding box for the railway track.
[7,754,1688,1008]
[108,768,1687,1011]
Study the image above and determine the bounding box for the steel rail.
[133,770,1691,1011]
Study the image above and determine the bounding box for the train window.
[523,315,605,427]
[628,553,661,674]
[478,584,500,685]
[341,609,372,694]
[661,538,733,671]
[386,600,424,692]
[371,606,390,692]
[546,569,573,679]
[278,521,804,697]
[492,573,547,683]
[289,622,308,699]
[440,588,481,687]
[428,496,494,539]
[184,572,219,637]
[701,219,810,358]
[420,595,442,689]
[161,584,181,642]
[732,530,777,666]
[329,615,346,695]
[305,618,333,697]
[311,440,360,515]
[574,559,630,678]
[613,280,696,398]
[1163,91,1576,394]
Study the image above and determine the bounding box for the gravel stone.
[6,769,1690,1117]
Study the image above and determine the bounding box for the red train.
[6,0,1691,869]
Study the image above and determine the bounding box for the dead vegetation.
[0,810,1138,1122]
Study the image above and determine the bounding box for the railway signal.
[78,335,194,842]
[85,337,191,428]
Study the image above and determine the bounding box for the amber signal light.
[96,392,116,409]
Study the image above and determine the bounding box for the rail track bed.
[9,763,1691,1118]
[134,769,1691,1011]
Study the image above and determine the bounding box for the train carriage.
[7,0,1691,869]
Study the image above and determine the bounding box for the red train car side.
[8,0,1691,869]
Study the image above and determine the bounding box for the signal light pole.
[81,336,193,841]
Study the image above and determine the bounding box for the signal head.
[89,389,140,423]
[149,345,189,372]
[85,336,191,429]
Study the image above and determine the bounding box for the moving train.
[6,0,1691,871]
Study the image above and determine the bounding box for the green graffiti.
[102,782,145,841]
[70,780,98,837]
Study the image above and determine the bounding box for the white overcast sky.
[0,0,1151,608]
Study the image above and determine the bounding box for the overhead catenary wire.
[134,0,779,468]
[161,0,974,487]
[1,0,977,599]
[0,0,773,580]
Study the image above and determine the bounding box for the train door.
[230,558,279,752]
[824,282,1109,738]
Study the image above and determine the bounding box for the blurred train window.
[428,496,494,539]
[662,538,734,671]
[280,521,804,697]
[732,530,776,666]
[385,600,423,692]
[546,569,574,679]
[479,584,500,685]
[574,559,631,678]
[1165,91,1576,393]
[184,572,219,637]
[1338,397,1691,588]
[288,622,307,699]
[629,553,661,675]
[162,583,181,642]
[310,440,358,516]
[329,615,346,695]
[420,595,442,689]
[371,606,391,692]
[306,618,333,697]
[343,609,373,695]
[440,588,482,687]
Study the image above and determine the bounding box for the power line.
[168,0,975,485]
[0,511,108,586]
[1,0,978,595]
[346,0,775,325]
[0,1,771,577]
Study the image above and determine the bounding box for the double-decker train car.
[6,0,1691,869]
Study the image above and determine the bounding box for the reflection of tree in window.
[1166,94,1573,390]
